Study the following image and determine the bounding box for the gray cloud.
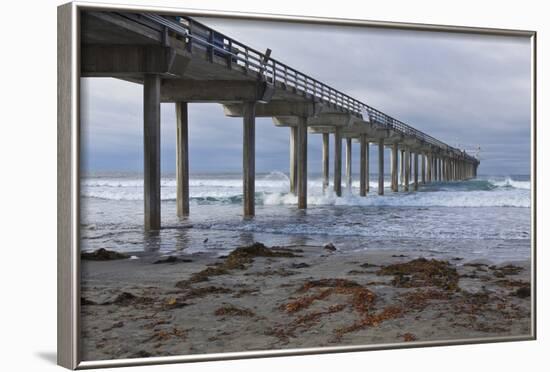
[81,15,531,175]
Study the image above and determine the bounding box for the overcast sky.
[81,16,532,176]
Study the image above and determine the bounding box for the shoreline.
[81,243,531,361]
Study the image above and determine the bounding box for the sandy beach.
[80,243,531,361]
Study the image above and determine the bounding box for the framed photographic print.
[57,1,536,369]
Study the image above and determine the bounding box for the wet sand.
[80,244,532,361]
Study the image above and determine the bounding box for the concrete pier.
[334,127,342,197]
[297,117,308,209]
[391,143,398,192]
[409,151,413,182]
[420,153,426,185]
[454,159,457,180]
[322,133,329,192]
[378,139,384,195]
[404,149,410,192]
[143,74,161,231]
[452,159,458,181]
[175,102,189,217]
[346,138,352,192]
[434,156,438,182]
[427,153,432,183]
[289,127,298,195]
[79,11,481,230]
[359,134,368,196]
[413,152,419,191]
[404,150,405,188]
[243,102,256,216]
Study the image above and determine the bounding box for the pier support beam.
[176,102,189,218]
[289,127,298,195]
[391,143,398,192]
[378,139,384,195]
[438,157,443,181]
[297,117,308,209]
[404,149,410,192]
[409,151,413,182]
[427,153,432,183]
[454,159,457,180]
[432,156,438,182]
[414,152,419,191]
[322,133,329,192]
[432,156,437,182]
[334,127,342,196]
[346,138,352,193]
[144,74,161,231]
[243,101,256,217]
[420,153,426,185]
[404,150,405,188]
[359,135,368,196]
[452,159,456,181]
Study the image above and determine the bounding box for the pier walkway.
[81,11,480,230]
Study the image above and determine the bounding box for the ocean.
[80,172,531,263]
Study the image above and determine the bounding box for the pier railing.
[136,12,476,161]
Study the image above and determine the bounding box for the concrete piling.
[399,150,405,186]
[391,143,398,192]
[428,153,433,183]
[143,74,161,231]
[414,152,419,191]
[175,101,189,218]
[359,134,368,196]
[334,127,342,197]
[420,153,426,185]
[243,101,256,216]
[322,132,329,192]
[289,127,298,195]
[346,138,352,193]
[404,149,410,192]
[378,139,384,195]
[297,117,308,209]
[432,156,438,182]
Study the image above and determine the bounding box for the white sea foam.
[490,177,530,190]
[81,173,530,208]
[263,189,529,208]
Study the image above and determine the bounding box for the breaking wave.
[81,173,530,208]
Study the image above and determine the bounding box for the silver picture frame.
[58,1,537,369]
